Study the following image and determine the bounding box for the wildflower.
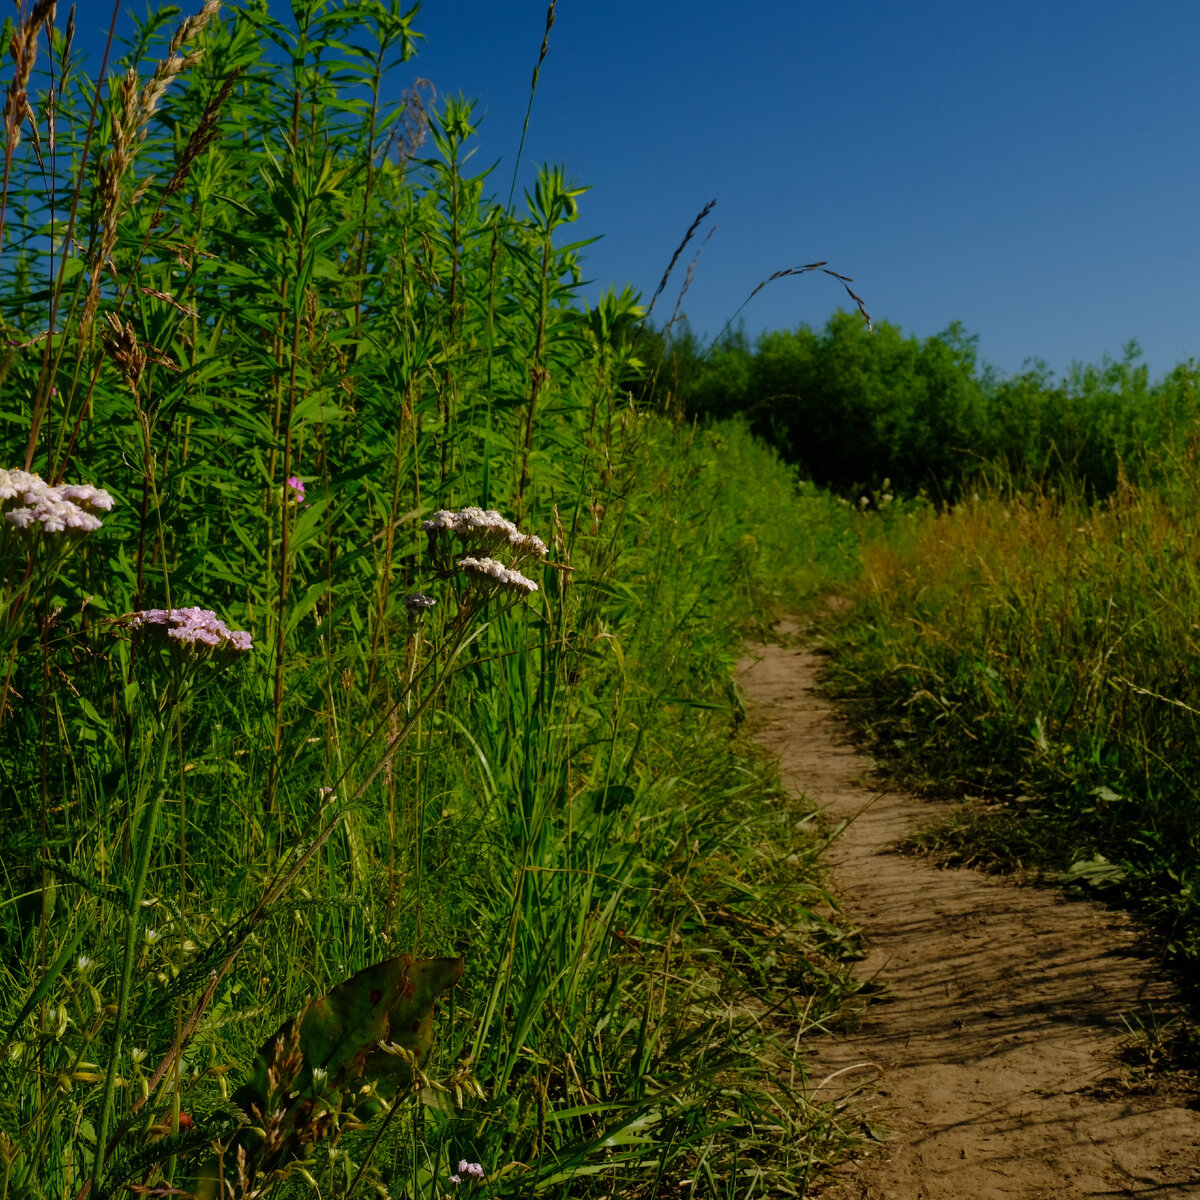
[286,475,307,505]
[508,529,548,561]
[457,556,538,596]
[423,506,516,556]
[422,509,457,535]
[404,593,437,613]
[6,498,102,533]
[423,506,546,561]
[423,506,546,601]
[58,483,114,511]
[450,1161,485,1186]
[422,510,453,556]
[451,507,519,547]
[0,468,113,534]
[0,469,48,502]
[125,606,253,657]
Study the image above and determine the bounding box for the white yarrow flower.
[0,468,112,535]
[458,556,538,595]
[508,530,547,560]
[424,505,545,598]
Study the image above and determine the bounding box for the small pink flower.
[286,475,306,504]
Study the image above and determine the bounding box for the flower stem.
[91,676,177,1191]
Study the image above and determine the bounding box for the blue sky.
[86,1,1200,379]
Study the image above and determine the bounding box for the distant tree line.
[644,311,1200,498]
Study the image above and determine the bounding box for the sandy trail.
[737,634,1200,1200]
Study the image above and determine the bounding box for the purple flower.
[286,475,307,505]
[449,1161,485,1186]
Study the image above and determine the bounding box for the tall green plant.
[0,4,867,1197]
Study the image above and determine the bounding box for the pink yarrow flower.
[449,1161,485,1186]
[125,607,252,656]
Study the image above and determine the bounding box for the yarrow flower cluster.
[457,556,538,596]
[421,505,546,603]
[448,1161,485,1186]
[125,606,253,655]
[404,593,437,613]
[0,468,113,535]
[423,506,547,564]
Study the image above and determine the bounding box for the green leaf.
[362,955,465,1093]
[231,954,463,1153]
[1057,854,1127,890]
[76,696,118,749]
[239,957,401,1106]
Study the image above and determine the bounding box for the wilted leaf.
[231,953,464,1150]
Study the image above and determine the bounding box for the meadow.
[825,473,1200,1006]
[5,2,1200,1198]
[0,4,882,1198]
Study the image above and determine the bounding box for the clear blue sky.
[87,1,1200,379]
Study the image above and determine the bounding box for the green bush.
[662,314,1200,500]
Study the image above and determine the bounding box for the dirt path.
[738,633,1200,1200]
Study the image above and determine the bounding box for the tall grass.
[825,464,1200,985]
[0,5,868,1198]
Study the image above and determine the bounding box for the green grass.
[0,6,871,1197]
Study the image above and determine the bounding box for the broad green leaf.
[234,955,411,1120]
[362,955,465,1093]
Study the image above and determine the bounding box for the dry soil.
[737,631,1200,1200]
